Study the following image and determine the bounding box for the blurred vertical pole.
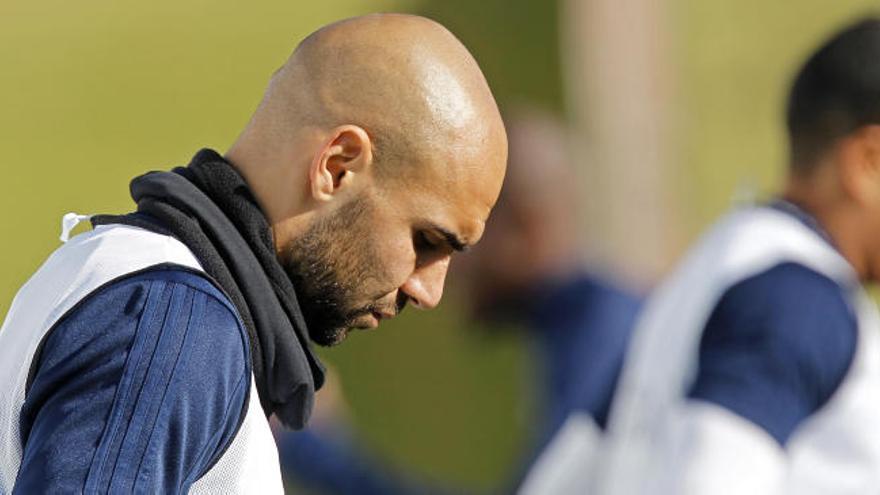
[561,0,679,286]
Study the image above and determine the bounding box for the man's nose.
[400,257,450,309]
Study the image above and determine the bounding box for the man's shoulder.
[71,222,201,269]
[649,206,855,331]
[12,223,205,327]
[19,268,253,494]
[707,261,857,378]
[38,266,250,385]
[111,267,239,320]
[65,265,245,344]
[681,206,849,280]
[711,261,855,339]
[690,261,858,443]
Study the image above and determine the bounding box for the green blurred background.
[1,0,877,491]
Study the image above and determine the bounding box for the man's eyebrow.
[434,226,470,252]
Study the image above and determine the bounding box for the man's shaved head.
[241,13,505,183]
[227,14,507,345]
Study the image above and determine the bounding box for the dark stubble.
[281,195,382,346]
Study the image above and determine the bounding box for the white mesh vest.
[0,223,284,494]
[595,206,880,495]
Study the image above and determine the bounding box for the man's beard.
[280,196,383,346]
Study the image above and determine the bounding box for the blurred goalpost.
[561,0,681,287]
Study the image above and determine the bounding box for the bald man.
[0,14,506,494]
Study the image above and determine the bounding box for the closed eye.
[415,230,444,252]
[414,225,469,258]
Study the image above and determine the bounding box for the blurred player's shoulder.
[687,204,850,279]
[596,201,880,494]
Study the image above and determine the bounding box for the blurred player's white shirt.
[0,224,284,493]
[518,412,602,494]
[583,205,880,495]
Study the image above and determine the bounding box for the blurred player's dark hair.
[787,16,880,171]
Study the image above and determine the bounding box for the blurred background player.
[593,17,880,495]
[275,108,642,494]
[461,109,641,490]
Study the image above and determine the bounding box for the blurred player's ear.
[862,125,880,177]
[836,125,880,207]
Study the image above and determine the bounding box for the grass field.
[1,0,877,491]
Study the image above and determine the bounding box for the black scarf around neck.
[93,148,325,429]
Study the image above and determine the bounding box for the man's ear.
[839,125,880,206]
[309,125,374,202]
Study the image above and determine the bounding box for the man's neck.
[782,181,868,280]
[225,140,315,255]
